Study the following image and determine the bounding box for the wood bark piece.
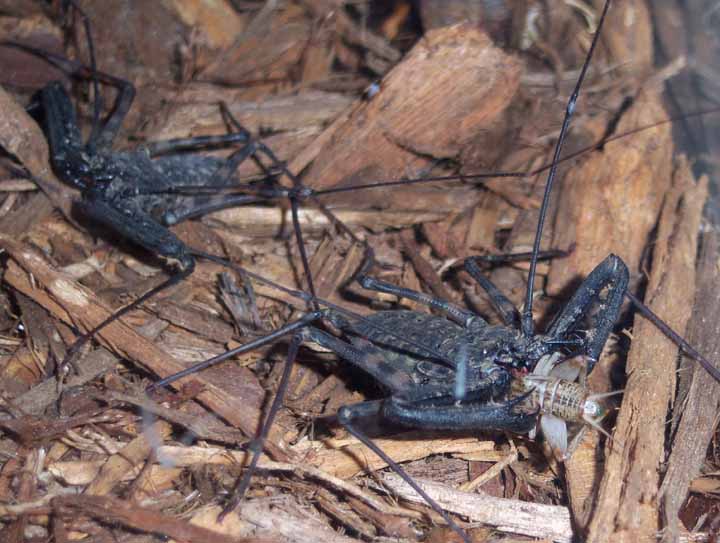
[144,90,350,185]
[48,460,107,485]
[199,2,310,86]
[251,240,368,315]
[168,0,246,50]
[419,0,505,31]
[84,421,170,496]
[0,236,282,457]
[304,0,401,74]
[300,24,522,212]
[0,191,55,239]
[660,229,720,541]
[586,160,708,541]
[0,86,74,218]
[304,234,369,317]
[50,461,181,493]
[548,90,673,294]
[51,494,260,543]
[5,448,42,542]
[0,14,64,88]
[205,205,447,237]
[106,391,245,445]
[563,429,602,528]
[380,472,573,542]
[399,229,454,301]
[149,91,352,140]
[191,501,356,543]
[7,347,113,415]
[158,434,495,480]
[545,89,675,529]
[601,0,654,76]
[157,446,411,518]
[320,492,381,539]
[311,433,494,479]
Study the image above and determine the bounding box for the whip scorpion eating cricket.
[1,1,719,541]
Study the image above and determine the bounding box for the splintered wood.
[300,24,521,212]
[0,2,718,543]
[587,163,708,542]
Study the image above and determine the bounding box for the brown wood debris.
[0,1,718,542]
[587,159,709,542]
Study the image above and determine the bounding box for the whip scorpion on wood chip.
[0,1,719,542]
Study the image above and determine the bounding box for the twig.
[380,472,573,542]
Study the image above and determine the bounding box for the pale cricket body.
[520,353,622,460]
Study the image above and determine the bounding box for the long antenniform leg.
[7,2,720,543]
[198,311,479,543]
[4,34,368,374]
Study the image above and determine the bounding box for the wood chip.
[587,157,708,541]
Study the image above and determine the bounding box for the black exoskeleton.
[10,3,718,543]
[151,247,629,542]
[146,2,720,540]
[342,253,627,434]
[35,79,277,274]
[5,32,329,371]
